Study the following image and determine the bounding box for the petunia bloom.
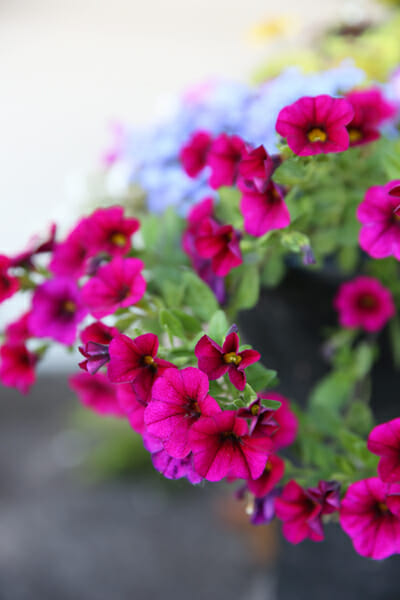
[275,480,340,544]
[195,332,260,391]
[207,133,245,189]
[340,478,400,560]
[144,367,221,459]
[81,257,146,318]
[49,219,92,279]
[108,333,175,403]
[367,418,400,483]
[69,372,124,417]
[195,217,242,277]
[85,206,140,257]
[357,180,400,260]
[246,454,285,498]
[29,277,88,345]
[78,321,119,374]
[261,393,298,450]
[189,410,272,482]
[276,95,354,156]
[5,312,32,344]
[334,276,395,332]
[180,130,213,178]
[250,488,281,525]
[237,397,279,436]
[345,88,396,147]
[0,343,37,394]
[238,145,274,194]
[0,255,20,303]
[117,383,148,434]
[240,181,290,237]
[143,433,202,484]
[80,321,119,345]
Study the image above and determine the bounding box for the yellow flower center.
[62,300,76,313]
[377,502,389,514]
[223,352,242,366]
[307,128,327,143]
[110,232,127,247]
[348,128,363,143]
[143,355,155,366]
[251,404,260,416]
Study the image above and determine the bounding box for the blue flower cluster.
[107,61,365,215]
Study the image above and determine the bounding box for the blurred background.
[1,1,400,599]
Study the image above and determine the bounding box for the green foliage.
[245,362,278,392]
[208,310,229,345]
[182,271,219,321]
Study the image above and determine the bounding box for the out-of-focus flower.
[69,372,124,417]
[368,418,400,483]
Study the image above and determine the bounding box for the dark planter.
[238,267,400,600]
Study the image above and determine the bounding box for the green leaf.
[215,187,242,227]
[232,265,260,310]
[161,280,185,309]
[272,158,308,186]
[310,372,354,411]
[353,343,377,379]
[243,383,258,406]
[159,308,185,339]
[170,309,202,337]
[260,397,282,410]
[114,314,137,332]
[260,254,286,287]
[208,310,229,345]
[245,362,278,392]
[182,271,219,321]
[345,401,374,436]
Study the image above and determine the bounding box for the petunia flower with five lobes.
[240,181,290,237]
[144,367,221,459]
[207,133,245,189]
[86,205,140,257]
[180,130,213,178]
[195,331,260,391]
[275,94,354,156]
[195,218,242,277]
[367,418,400,483]
[0,342,38,394]
[81,257,146,319]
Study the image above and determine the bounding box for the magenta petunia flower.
[189,410,272,482]
[5,312,32,344]
[108,333,175,403]
[276,95,354,156]
[357,180,400,260]
[238,145,274,194]
[69,371,124,417]
[81,257,146,318]
[0,255,20,304]
[195,217,242,277]
[334,276,395,332]
[207,133,245,189]
[180,130,213,178]
[195,332,260,391]
[86,206,140,257]
[345,88,396,147]
[250,488,281,525]
[117,382,147,434]
[143,432,202,484]
[246,454,285,498]
[240,182,290,237]
[262,393,298,450]
[275,480,340,544]
[80,321,119,345]
[340,478,400,560]
[367,418,400,483]
[237,398,279,436]
[29,277,88,345]
[49,219,92,279]
[144,367,221,459]
[182,198,227,302]
[0,343,37,394]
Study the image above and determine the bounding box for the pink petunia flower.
[276,95,354,156]
[49,219,92,279]
[144,367,221,459]
[117,382,147,434]
[195,332,260,391]
[246,454,285,498]
[80,321,119,345]
[340,478,400,560]
[207,133,245,189]
[261,393,299,450]
[0,255,20,304]
[69,371,124,417]
[5,312,32,344]
[29,277,88,345]
[180,130,213,178]
[78,321,119,374]
[143,432,202,484]
[182,197,227,302]
[195,217,242,277]
[367,418,400,483]
[108,333,175,403]
[0,342,37,394]
[237,397,279,436]
[357,180,400,260]
[334,276,395,332]
[81,257,146,319]
[240,181,290,237]
[345,87,396,147]
[275,480,340,544]
[238,145,274,194]
[85,206,140,257]
[189,410,272,482]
